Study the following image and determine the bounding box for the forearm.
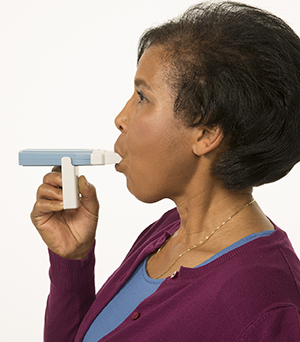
[44,244,96,342]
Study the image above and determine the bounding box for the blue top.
[83,230,274,341]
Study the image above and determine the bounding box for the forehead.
[135,46,172,92]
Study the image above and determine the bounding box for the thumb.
[78,175,99,216]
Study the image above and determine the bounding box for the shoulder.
[174,226,300,339]
[207,226,300,327]
[237,305,300,342]
[220,226,300,302]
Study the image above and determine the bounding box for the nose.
[114,112,126,133]
[115,97,132,133]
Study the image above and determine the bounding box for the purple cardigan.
[44,208,300,341]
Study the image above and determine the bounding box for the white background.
[1,0,300,340]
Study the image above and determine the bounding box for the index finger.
[43,171,62,188]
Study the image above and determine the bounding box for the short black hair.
[137,1,300,190]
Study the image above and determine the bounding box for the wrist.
[65,240,96,260]
[49,240,96,260]
[48,242,96,291]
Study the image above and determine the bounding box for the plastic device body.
[19,149,121,209]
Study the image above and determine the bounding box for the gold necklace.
[147,199,256,279]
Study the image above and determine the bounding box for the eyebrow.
[134,78,153,92]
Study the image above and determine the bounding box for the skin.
[31,45,273,271]
[31,170,99,259]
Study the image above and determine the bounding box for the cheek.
[124,120,169,199]
[125,121,195,201]
[127,117,169,157]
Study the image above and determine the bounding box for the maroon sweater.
[45,208,300,341]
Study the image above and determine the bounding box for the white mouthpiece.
[90,150,121,165]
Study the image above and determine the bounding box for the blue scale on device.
[19,149,121,209]
[19,149,121,166]
[19,149,94,166]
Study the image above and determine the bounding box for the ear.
[192,126,224,156]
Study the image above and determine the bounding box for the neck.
[171,178,266,247]
[147,176,273,280]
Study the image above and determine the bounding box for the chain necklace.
[147,199,256,279]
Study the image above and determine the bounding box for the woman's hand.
[31,168,99,259]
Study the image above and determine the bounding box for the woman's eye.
[137,91,146,104]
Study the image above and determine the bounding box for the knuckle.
[42,172,51,183]
[36,185,44,199]
[34,199,43,211]
[42,171,62,187]
[37,183,44,193]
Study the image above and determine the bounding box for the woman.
[31,2,300,341]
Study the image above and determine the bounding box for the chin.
[126,179,164,204]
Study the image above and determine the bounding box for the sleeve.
[238,306,300,342]
[44,244,96,342]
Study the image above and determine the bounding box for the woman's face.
[114,46,198,203]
